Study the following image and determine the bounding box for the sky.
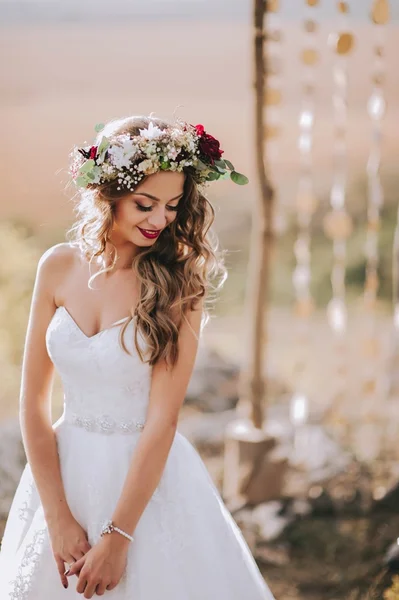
[0,0,398,24]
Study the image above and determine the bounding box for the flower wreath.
[69,119,249,191]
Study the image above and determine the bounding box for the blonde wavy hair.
[66,115,228,368]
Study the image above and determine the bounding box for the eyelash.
[136,204,179,213]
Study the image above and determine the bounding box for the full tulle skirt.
[0,417,275,599]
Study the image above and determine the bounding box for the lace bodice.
[46,306,152,433]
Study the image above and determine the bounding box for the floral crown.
[69,119,249,191]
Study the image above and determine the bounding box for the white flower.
[167,146,180,160]
[137,158,158,174]
[102,163,116,175]
[108,138,138,169]
[139,121,164,140]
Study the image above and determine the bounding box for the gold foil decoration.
[265,88,282,105]
[294,298,315,318]
[264,124,281,139]
[306,0,319,5]
[365,272,380,293]
[362,337,380,359]
[304,20,318,33]
[373,73,385,85]
[329,32,355,55]
[301,48,319,66]
[323,210,353,240]
[268,0,280,12]
[296,190,319,214]
[362,379,377,395]
[371,0,390,25]
[338,1,349,13]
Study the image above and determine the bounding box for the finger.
[95,581,107,596]
[55,555,68,589]
[83,580,96,599]
[106,581,118,591]
[76,572,88,594]
[67,555,86,576]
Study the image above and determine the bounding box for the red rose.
[89,145,98,160]
[194,124,224,164]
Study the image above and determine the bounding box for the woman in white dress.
[0,115,276,599]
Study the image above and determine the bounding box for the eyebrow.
[132,192,184,202]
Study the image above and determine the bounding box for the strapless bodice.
[46,306,152,434]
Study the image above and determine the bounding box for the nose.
[146,206,168,229]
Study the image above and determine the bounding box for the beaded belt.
[68,413,146,434]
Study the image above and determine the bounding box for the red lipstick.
[137,226,161,239]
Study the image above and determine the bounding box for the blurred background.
[1,1,399,598]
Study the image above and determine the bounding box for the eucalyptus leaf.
[79,159,95,174]
[214,164,226,174]
[95,123,105,133]
[97,136,110,155]
[224,159,235,171]
[207,172,220,181]
[195,160,209,172]
[214,159,226,169]
[230,171,249,185]
[76,176,88,188]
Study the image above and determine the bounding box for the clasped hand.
[66,534,130,598]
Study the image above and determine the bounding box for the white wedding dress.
[0,305,275,599]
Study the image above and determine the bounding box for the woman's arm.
[19,244,74,525]
[67,297,204,595]
[21,243,93,589]
[109,297,204,545]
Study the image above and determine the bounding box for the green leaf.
[214,159,226,169]
[230,171,249,185]
[97,136,109,155]
[214,164,226,174]
[195,160,209,171]
[76,176,88,188]
[160,160,171,170]
[95,123,105,133]
[79,159,95,173]
[224,159,235,171]
[207,172,220,181]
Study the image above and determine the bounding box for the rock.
[372,480,399,513]
[251,500,293,542]
[0,417,26,520]
[308,487,335,516]
[186,344,240,412]
[254,543,291,567]
[178,409,237,452]
[384,541,399,571]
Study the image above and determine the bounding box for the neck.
[98,241,139,272]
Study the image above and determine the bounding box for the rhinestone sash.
[68,412,146,434]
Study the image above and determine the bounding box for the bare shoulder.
[38,242,78,273]
[35,242,80,306]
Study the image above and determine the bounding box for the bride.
[0,115,275,599]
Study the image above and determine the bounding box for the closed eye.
[136,204,179,213]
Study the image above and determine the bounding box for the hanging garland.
[322,1,355,434]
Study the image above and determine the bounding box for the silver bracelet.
[100,519,134,542]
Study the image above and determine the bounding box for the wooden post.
[223,0,287,507]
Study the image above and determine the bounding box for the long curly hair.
[65,115,228,368]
